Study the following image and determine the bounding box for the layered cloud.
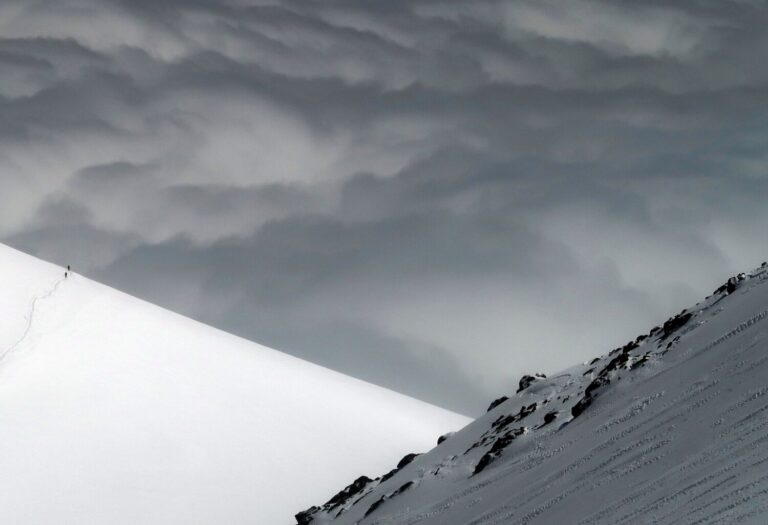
[3,0,767,414]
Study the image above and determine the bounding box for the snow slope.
[301,263,768,524]
[0,244,469,525]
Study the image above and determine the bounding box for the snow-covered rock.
[300,261,768,524]
[516,373,547,393]
[0,244,469,525]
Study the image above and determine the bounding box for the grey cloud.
[7,197,142,271]
[1,0,767,415]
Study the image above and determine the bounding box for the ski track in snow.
[0,275,66,364]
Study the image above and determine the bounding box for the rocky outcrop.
[540,410,558,427]
[296,264,768,524]
[380,452,421,483]
[465,403,537,454]
[661,310,693,340]
[295,450,425,524]
[517,373,546,393]
[572,338,642,419]
[363,481,415,518]
[486,395,509,412]
[295,475,374,524]
[473,427,526,475]
[713,273,747,296]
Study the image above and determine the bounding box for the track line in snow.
[693,310,768,356]
[0,275,66,364]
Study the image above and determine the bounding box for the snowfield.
[300,263,768,524]
[0,244,469,525]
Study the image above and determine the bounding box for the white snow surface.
[306,264,768,524]
[0,244,469,525]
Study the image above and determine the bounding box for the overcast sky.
[2,0,767,415]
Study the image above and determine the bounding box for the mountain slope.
[300,263,768,524]
[0,244,469,525]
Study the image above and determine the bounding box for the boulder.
[380,453,422,483]
[486,396,509,412]
[661,312,693,340]
[295,506,319,525]
[517,373,546,393]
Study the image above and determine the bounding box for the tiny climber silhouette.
[65,264,71,279]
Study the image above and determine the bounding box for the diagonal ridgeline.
[299,262,768,525]
[0,244,469,525]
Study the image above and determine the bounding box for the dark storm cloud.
[2,0,767,415]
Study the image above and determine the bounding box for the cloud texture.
[2,0,767,414]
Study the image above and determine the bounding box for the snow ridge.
[0,244,470,525]
[298,262,768,525]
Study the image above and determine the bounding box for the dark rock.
[603,352,629,374]
[397,453,420,469]
[517,373,546,393]
[325,476,373,509]
[488,428,525,455]
[585,375,610,398]
[661,312,693,340]
[295,506,319,525]
[437,432,454,445]
[570,395,592,419]
[492,403,537,430]
[714,276,741,296]
[572,367,613,420]
[465,403,537,455]
[380,453,421,483]
[539,411,558,427]
[393,481,414,496]
[487,396,509,412]
[473,454,493,475]
[363,480,416,519]
[473,427,526,475]
[364,495,387,518]
[464,440,482,455]
[347,491,371,511]
[295,474,375,523]
[622,340,639,353]
[571,325,654,423]
[380,467,398,483]
[631,353,650,369]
